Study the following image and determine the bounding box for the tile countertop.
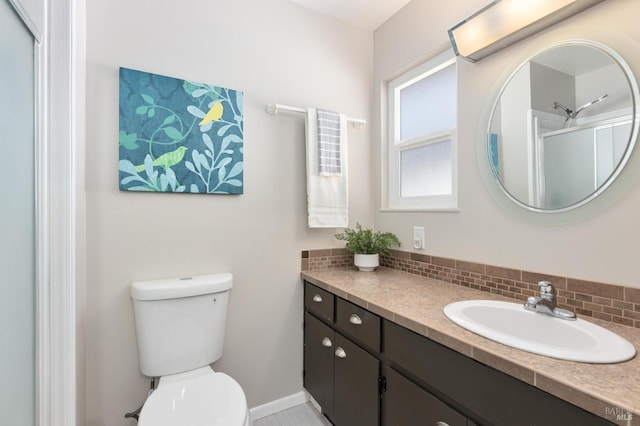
[301,267,640,426]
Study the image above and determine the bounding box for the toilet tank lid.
[131,273,233,301]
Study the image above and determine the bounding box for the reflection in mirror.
[488,41,638,212]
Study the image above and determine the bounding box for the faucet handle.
[538,280,555,297]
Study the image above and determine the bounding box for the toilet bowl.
[138,366,250,426]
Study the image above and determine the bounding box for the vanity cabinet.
[304,281,612,425]
[304,282,468,426]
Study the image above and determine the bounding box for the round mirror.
[487,40,639,212]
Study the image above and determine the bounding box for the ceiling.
[286,0,412,31]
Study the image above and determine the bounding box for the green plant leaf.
[166,168,177,190]
[163,127,182,140]
[141,94,154,104]
[119,159,137,174]
[335,223,400,255]
[135,106,148,115]
[191,149,202,173]
[183,81,199,96]
[227,162,243,178]
[162,115,176,125]
[192,88,208,98]
[202,133,214,153]
[160,173,169,191]
[121,175,145,186]
[217,124,232,136]
[119,131,139,150]
[187,105,206,119]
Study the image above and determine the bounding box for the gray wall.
[84,0,373,424]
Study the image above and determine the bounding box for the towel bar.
[266,103,366,128]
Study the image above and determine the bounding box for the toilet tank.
[131,273,233,377]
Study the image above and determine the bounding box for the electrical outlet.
[413,226,425,250]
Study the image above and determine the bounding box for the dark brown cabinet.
[304,313,380,425]
[304,281,612,426]
[383,367,468,426]
[333,333,380,426]
[304,283,381,426]
[305,284,334,323]
[384,320,613,426]
[304,312,335,419]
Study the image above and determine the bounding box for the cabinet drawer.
[304,282,334,322]
[336,298,380,351]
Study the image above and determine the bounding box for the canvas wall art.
[119,67,244,194]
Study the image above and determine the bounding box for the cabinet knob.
[335,347,347,359]
[435,422,450,426]
[349,314,363,325]
[312,294,323,303]
[321,337,332,348]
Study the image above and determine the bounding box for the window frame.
[384,50,459,212]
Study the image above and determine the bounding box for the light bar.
[448,0,605,62]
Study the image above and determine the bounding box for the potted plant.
[335,223,401,271]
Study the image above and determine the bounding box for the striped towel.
[317,109,342,176]
[305,108,349,228]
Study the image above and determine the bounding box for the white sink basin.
[443,300,636,363]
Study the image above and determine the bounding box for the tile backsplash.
[301,248,640,330]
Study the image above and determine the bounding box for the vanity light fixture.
[448,0,605,62]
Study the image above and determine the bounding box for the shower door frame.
[8,0,79,425]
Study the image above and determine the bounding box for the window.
[385,50,458,211]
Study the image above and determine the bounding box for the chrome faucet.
[524,281,576,320]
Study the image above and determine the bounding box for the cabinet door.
[304,312,335,420]
[333,333,380,426]
[383,367,468,426]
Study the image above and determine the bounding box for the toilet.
[130,273,251,426]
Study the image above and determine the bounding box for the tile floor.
[252,402,332,426]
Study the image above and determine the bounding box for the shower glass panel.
[595,122,631,186]
[539,121,631,210]
[0,1,36,424]
[542,129,594,209]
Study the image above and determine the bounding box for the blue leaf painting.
[119,67,244,194]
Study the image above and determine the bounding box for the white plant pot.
[354,254,379,272]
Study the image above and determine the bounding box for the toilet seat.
[138,366,249,426]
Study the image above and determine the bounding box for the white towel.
[305,108,349,228]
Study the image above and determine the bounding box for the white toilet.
[130,273,251,426]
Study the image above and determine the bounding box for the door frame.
[8,0,79,425]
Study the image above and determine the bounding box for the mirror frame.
[486,39,640,213]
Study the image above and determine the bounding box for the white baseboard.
[249,390,310,420]
[307,393,321,412]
